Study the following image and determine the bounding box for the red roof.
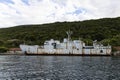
[113,46,120,51]
[9,48,21,51]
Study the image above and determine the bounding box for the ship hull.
[25,53,111,56]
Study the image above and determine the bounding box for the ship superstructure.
[20,31,111,55]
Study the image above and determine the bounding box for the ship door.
[100,50,103,53]
[52,43,57,49]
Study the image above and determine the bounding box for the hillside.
[0,17,120,48]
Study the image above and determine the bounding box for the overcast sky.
[0,0,120,28]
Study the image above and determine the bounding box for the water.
[0,55,120,80]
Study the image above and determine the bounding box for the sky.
[0,0,120,28]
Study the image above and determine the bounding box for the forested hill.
[0,17,120,48]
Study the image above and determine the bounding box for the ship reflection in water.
[0,55,120,79]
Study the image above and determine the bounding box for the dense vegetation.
[0,17,120,50]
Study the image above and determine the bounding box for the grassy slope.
[0,17,120,47]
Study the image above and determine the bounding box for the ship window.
[44,42,49,45]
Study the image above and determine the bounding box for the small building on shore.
[112,46,120,56]
[8,48,22,54]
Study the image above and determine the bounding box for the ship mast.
[66,30,73,41]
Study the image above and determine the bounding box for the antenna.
[66,30,73,41]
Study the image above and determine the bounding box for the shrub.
[0,47,8,53]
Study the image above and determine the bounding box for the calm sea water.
[0,55,120,80]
